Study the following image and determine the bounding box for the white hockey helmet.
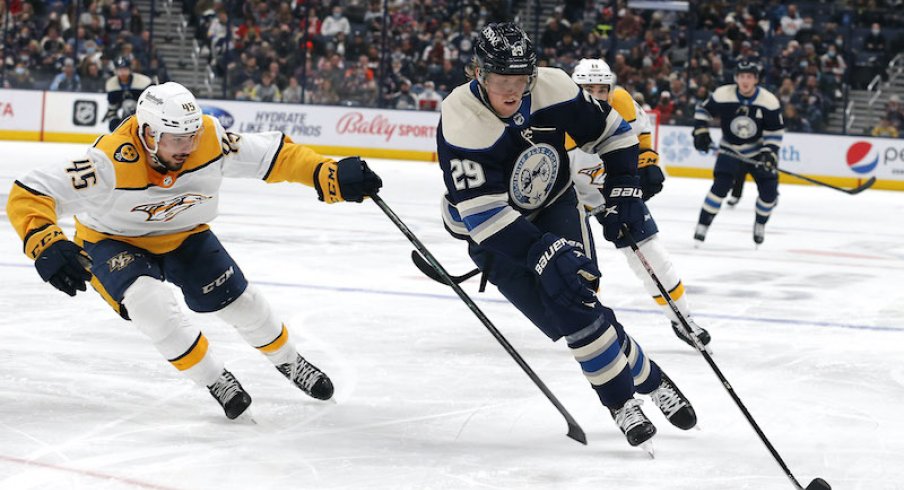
[136,82,203,155]
[572,58,617,88]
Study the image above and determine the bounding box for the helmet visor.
[157,127,204,155]
[483,72,530,96]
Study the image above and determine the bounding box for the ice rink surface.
[0,140,902,490]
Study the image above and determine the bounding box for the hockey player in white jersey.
[437,23,696,449]
[7,82,383,419]
[567,58,711,349]
[692,60,784,245]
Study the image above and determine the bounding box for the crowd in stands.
[1,0,169,92]
[4,0,904,136]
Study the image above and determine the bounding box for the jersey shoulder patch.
[440,83,505,150]
[530,67,579,113]
[752,88,781,111]
[712,85,739,103]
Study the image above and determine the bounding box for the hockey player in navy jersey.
[692,60,784,245]
[437,23,696,449]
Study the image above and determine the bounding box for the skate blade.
[640,440,655,459]
[231,410,258,425]
[693,240,703,249]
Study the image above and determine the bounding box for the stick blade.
[805,478,831,490]
[567,423,588,445]
[847,176,877,195]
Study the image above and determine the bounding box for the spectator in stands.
[283,77,302,104]
[655,91,676,123]
[80,60,105,93]
[390,79,417,110]
[871,117,900,138]
[416,80,442,111]
[252,71,282,102]
[780,4,803,36]
[616,9,643,39]
[6,63,35,89]
[307,78,340,105]
[886,95,904,130]
[864,23,887,53]
[340,59,377,106]
[432,58,465,94]
[783,103,811,133]
[49,58,80,91]
[321,5,351,38]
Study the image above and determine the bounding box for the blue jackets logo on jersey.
[729,114,757,139]
[511,143,559,210]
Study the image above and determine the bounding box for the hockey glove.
[103,106,118,122]
[758,149,778,174]
[596,175,646,243]
[527,233,599,308]
[314,157,383,203]
[637,158,665,201]
[692,128,712,152]
[28,226,93,297]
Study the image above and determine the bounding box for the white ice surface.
[0,140,902,490]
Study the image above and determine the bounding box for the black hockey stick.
[371,194,587,445]
[714,147,875,195]
[621,225,830,490]
[411,250,480,285]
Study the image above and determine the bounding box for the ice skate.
[671,319,712,352]
[693,224,709,247]
[726,195,740,207]
[207,369,252,420]
[649,371,697,430]
[610,398,656,447]
[277,353,334,400]
[753,223,766,246]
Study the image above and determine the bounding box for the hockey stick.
[411,250,480,285]
[620,225,830,490]
[714,147,875,195]
[371,194,587,445]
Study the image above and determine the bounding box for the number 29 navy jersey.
[437,67,639,263]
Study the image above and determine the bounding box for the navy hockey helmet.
[735,60,761,79]
[114,56,131,70]
[473,22,537,89]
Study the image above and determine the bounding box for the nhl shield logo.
[73,100,98,127]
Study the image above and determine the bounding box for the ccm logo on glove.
[608,187,643,198]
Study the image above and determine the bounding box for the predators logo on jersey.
[132,193,212,222]
[114,143,140,163]
[578,164,606,187]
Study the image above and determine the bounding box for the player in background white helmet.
[567,59,711,349]
[7,82,383,420]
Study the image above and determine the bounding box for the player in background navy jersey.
[692,60,784,246]
[437,22,696,449]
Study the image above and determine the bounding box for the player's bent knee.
[215,284,273,330]
[122,276,183,343]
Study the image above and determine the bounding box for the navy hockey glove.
[692,128,712,152]
[597,175,646,243]
[528,233,600,308]
[637,160,665,201]
[314,157,383,203]
[758,149,778,174]
[34,239,93,297]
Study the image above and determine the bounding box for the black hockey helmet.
[735,59,761,78]
[114,56,131,70]
[473,22,537,79]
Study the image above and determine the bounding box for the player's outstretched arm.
[7,182,92,296]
